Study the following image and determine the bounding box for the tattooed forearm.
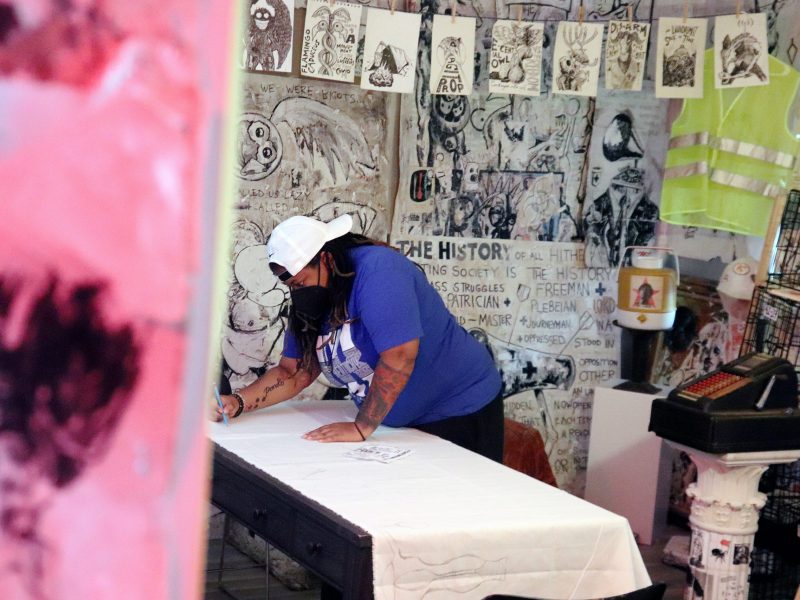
[356,354,415,431]
[254,378,285,407]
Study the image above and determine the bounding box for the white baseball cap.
[266,214,353,279]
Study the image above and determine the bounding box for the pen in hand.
[214,385,229,425]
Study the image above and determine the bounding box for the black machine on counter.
[649,352,800,453]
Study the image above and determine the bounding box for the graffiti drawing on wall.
[396,5,592,240]
[604,20,650,91]
[714,13,770,88]
[489,20,544,96]
[552,21,603,97]
[656,17,708,98]
[227,73,393,392]
[584,85,668,266]
[763,0,800,68]
[393,236,619,493]
[496,0,651,23]
[243,0,295,72]
[300,0,362,82]
[361,8,421,93]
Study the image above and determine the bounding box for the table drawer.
[294,515,347,585]
[212,469,294,547]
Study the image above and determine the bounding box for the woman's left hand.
[303,422,365,443]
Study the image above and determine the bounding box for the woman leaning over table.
[212,214,504,462]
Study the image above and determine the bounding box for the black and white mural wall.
[392,0,630,493]
[394,1,593,242]
[583,84,668,267]
[392,235,618,494]
[224,72,396,392]
[495,0,653,22]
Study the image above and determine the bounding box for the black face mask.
[290,285,332,323]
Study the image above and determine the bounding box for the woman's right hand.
[210,394,238,422]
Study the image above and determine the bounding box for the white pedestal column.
[669,444,800,600]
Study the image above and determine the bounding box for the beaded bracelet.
[231,392,245,418]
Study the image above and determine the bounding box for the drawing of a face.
[237,113,283,180]
[251,0,276,30]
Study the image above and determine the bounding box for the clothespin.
[736,0,742,18]
[390,0,396,15]
[683,0,689,23]
[517,4,522,24]
[627,5,633,22]
[578,2,584,24]
[451,0,457,24]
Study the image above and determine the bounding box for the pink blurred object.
[0,1,237,598]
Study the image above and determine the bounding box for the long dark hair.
[288,233,393,372]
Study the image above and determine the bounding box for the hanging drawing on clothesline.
[361,8,422,93]
[552,21,603,97]
[300,0,362,82]
[714,13,770,88]
[430,14,476,96]
[243,0,295,72]
[489,20,544,96]
[656,17,708,98]
[584,83,668,267]
[605,20,650,91]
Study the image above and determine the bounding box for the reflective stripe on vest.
[668,132,797,169]
[664,162,786,198]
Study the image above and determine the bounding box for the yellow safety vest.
[661,49,800,236]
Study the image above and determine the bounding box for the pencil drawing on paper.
[661,23,700,88]
[555,23,599,93]
[244,0,293,72]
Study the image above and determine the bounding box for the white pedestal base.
[668,444,800,600]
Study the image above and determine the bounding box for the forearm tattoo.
[248,378,285,410]
[357,356,414,430]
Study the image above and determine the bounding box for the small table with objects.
[210,400,651,600]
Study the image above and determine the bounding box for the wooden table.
[212,443,373,598]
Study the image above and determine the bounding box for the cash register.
[649,352,800,453]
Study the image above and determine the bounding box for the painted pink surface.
[0,1,237,598]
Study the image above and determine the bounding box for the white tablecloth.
[210,400,651,600]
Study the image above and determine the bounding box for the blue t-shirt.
[283,245,501,427]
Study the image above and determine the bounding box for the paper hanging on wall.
[488,20,545,96]
[361,8,422,94]
[604,20,650,91]
[655,17,708,99]
[714,13,770,89]
[430,14,476,96]
[243,0,296,73]
[552,21,604,97]
[300,0,363,83]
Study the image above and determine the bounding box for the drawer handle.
[253,509,268,520]
[306,542,322,555]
